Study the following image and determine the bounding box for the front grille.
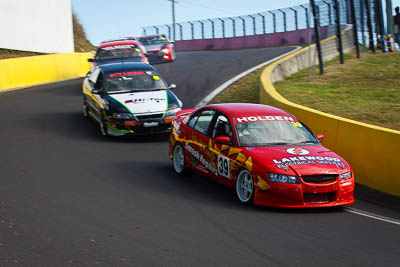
[301,175,337,183]
[304,192,336,203]
[136,113,163,120]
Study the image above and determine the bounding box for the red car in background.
[89,37,149,67]
[169,103,354,208]
[137,34,176,63]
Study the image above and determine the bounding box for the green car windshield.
[105,70,168,93]
[139,36,168,46]
[96,45,142,61]
[234,119,318,147]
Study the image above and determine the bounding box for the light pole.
[168,0,177,41]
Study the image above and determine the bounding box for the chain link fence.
[142,0,379,49]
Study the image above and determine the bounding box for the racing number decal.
[218,155,230,179]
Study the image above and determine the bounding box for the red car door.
[184,109,219,179]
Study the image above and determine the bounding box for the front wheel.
[236,169,254,204]
[172,144,186,174]
[83,98,89,118]
[99,114,109,136]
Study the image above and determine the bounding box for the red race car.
[169,103,354,208]
[137,35,176,63]
[88,37,149,67]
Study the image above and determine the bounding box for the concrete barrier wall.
[260,30,400,197]
[175,27,329,52]
[0,53,92,92]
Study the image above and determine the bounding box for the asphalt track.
[1,47,400,266]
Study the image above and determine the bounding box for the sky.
[71,0,400,46]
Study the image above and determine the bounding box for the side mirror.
[316,134,324,142]
[169,83,177,90]
[215,136,231,145]
[88,58,94,62]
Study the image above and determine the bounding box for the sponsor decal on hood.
[110,90,168,114]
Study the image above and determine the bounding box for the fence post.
[188,22,194,39]
[350,0,361,57]
[278,9,287,32]
[310,0,324,74]
[249,15,256,35]
[208,19,215,39]
[229,17,236,37]
[257,13,266,34]
[334,0,345,63]
[143,28,147,36]
[176,23,183,40]
[322,1,332,25]
[268,11,277,32]
[218,18,225,38]
[346,0,352,24]
[360,0,366,47]
[289,8,298,30]
[239,16,246,36]
[153,26,159,34]
[166,25,171,40]
[301,5,310,28]
[365,0,375,52]
[198,21,205,39]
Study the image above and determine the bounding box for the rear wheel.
[236,169,254,204]
[172,144,186,174]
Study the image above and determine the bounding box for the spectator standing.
[395,6,400,45]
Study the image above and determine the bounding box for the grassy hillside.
[0,13,95,60]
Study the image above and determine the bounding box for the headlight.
[268,173,299,184]
[161,48,170,54]
[166,108,181,117]
[339,171,352,180]
[112,113,133,119]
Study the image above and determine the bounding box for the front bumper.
[105,117,172,136]
[253,178,355,208]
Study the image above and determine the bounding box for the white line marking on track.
[196,46,302,107]
[344,207,400,226]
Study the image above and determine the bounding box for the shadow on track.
[112,160,346,215]
[25,111,170,143]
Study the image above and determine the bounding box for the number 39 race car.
[169,103,354,208]
[83,62,182,136]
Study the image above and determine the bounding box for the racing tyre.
[82,98,89,118]
[171,49,176,61]
[99,115,109,136]
[172,144,186,174]
[236,169,254,204]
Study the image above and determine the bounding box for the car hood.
[245,145,349,176]
[108,90,168,115]
[95,58,142,66]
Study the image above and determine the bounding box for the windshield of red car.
[105,70,168,93]
[234,116,318,146]
[96,44,142,61]
[138,36,168,46]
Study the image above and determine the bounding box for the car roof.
[98,62,155,74]
[98,40,140,49]
[138,35,167,39]
[204,103,293,117]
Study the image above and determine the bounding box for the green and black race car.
[82,62,182,136]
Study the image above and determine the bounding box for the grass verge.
[211,50,400,131]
